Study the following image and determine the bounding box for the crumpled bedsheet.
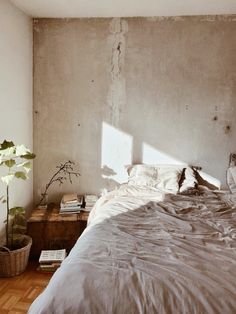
[29,185,236,314]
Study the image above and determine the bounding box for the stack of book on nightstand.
[38,249,66,273]
[60,193,83,214]
[84,194,98,212]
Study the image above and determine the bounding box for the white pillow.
[127,164,184,193]
[127,164,158,187]
[156,166,183,193]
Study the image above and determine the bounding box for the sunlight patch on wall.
[142,143,185,165]
[101,122,132,185]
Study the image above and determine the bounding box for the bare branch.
[36,160,80,207]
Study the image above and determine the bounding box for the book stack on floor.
[60,193,83,214]
[38,249,66,273]
[84,194,98,212]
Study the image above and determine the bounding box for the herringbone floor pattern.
[0,261,52,313]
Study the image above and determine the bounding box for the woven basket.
[0,235,32,277]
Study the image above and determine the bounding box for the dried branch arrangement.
[37,160,80,207]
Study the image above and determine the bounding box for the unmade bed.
[29,181,236,314]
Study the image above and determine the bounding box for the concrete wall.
[0,0,33,243]
[33,16,236,202]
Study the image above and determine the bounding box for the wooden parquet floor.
[0,261,52,313]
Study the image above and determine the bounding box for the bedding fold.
[29,185,236,314]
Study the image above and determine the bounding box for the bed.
[29,166,236,314]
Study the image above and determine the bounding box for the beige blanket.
[29,185,236,314]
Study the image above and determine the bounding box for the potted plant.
[0,140,35,277]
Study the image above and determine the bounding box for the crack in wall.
[108,18,128,127]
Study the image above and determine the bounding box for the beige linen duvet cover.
[29,185,236,314]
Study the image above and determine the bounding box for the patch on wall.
[107,18,128,127]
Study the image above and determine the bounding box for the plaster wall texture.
[0,0,33,243]
[33,16,236,203]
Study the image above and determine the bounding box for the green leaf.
[14,172,27,180]
[15,145,29,156]
[9,207,25,215]
[4,159,16,168]
[17,161,31,173]
[1,174,14,185]
[0,140,14,150]
[17,207,25,214]
[17,161,31,168]
[20,152,36,160]
[9,207,17,215]
[0,147,15,157]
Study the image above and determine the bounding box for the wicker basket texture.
[0,235,32,277]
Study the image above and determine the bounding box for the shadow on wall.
[33,17,236,201]
[101,122,221,192]
[100,17,236,192]
[34,116,222,203]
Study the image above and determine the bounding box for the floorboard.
[0,261,52,313]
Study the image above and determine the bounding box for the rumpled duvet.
[29,185,236,314]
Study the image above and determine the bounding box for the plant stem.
[36,165,65,207]
[36,161,80,207]
[11,214,14,249]
[6,185,9,248]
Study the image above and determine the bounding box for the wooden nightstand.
[27,204,89,258]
